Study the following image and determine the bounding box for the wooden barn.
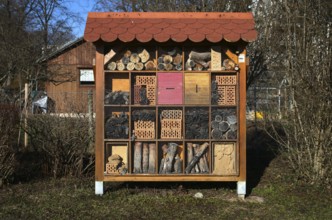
[41,37,96,113]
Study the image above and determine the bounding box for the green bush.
[26,115,94,178]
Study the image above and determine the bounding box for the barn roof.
[84,12,257,43]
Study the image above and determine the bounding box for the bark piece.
[133,142,142,173]
[165,143,178,173]
[142,143,149,173]
[185,142,209,174]
[174,154,182,173]
[148,143,156,173]
[186,143,195,173]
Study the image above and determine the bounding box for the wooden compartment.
[184,72,210,105]
[105,72,130,105]
[157,72,183,104]
[157,47,183,71]
[185,107,209,139]
[212,142,238,176]
[211,73,237,106]
[159,108,183,139]
[158,142,184,174]
[184,142,210,174]
[211,107,237,140]
[132,73,156,105]
[104,107,129,139]
[104,47,156,71]
[132,141,157,174]
[131,108,156,139]
[105,142,129,175]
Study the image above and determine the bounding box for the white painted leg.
[237,181,246,199]
[95,181,104,195]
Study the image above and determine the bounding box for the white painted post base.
[95,181,104,195]
[237,181,246,199]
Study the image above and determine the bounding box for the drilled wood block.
[134,120,155,130]
[212,142,238,175]
[216,76,237,85]
[134,85,141,104]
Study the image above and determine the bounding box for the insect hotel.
[84,12,257,198]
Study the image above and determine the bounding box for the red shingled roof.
[84,12,257,43]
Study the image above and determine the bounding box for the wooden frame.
[95,43,247,184]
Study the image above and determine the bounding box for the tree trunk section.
[133,142,142,173]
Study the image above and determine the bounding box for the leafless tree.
[254,0,332,185]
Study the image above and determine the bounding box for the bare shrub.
[26,115,94,178]
[0,105,19,185]
[256,0,332,185]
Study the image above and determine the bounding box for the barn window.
[79,69,95,85]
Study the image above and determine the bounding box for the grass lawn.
[1,126,331,219]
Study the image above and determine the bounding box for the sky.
[64,0,97,37]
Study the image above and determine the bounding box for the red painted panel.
[157,73,183,104]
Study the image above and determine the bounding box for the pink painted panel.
[157,72,183,104]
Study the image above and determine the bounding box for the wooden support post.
[88,89,94,154]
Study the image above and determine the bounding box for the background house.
[41,37,96,113]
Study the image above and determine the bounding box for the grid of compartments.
[103,46,240,176]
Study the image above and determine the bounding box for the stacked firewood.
[186,50,211,71]
[185,142,209,174]
[185,49,238,71]
[157,47,182,71]
[159,142,183,174]
[133,142,156,174]
[185,108,209,139]
[104,90,129,105]
[106,48,156,71]
[105,112,129,139]
[211,109,237,140]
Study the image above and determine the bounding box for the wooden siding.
[45,41,96,113]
